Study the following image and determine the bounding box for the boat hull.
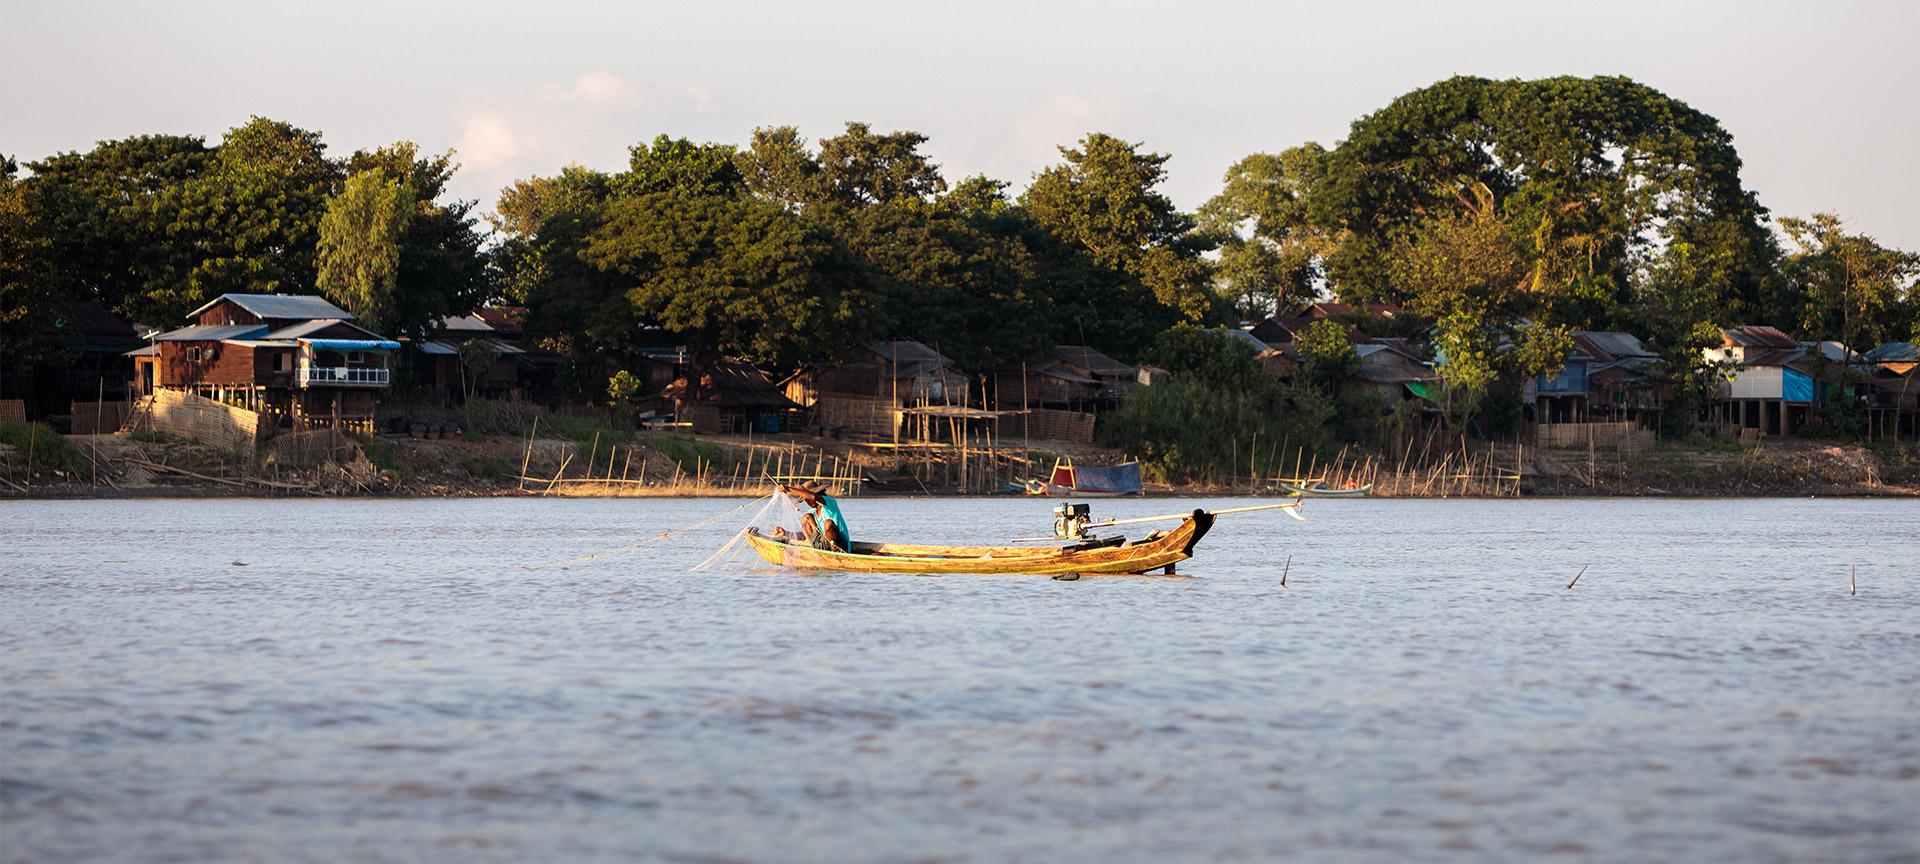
[745,511,1215,575]
[1282,483,1372,498]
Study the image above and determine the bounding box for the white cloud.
[445,72,731,214]
[1012,91,1099,168]
[454,111,520,171]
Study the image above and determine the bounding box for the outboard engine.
[1052,502,1093,540]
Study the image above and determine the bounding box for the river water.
[2,497,1916,863]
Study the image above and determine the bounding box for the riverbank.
[4,427,1917,499]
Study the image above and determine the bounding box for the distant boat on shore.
[1280,480,1373,498]
[1021,457,1142,497]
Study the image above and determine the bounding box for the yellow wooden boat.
[744,510,1216,576]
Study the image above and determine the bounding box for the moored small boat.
[1281,481,1372,498]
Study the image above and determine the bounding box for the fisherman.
[780,481,850,552]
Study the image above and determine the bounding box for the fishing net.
[690,491,811,572]
[520,495,776,571]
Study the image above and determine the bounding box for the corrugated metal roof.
[261,319,383,340]
[1573,330,1655,360]
[1723,325,1797,349]
[154,324,268,342]
[1049,345,1133,377]
[866,340,952,367]
[662,357,798,409]
[418,341,459,356]
[1865,342,1918,362]
[187,293,353,321]
[1220,329,1272,352]
[435,314,495,333]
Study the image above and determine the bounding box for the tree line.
[4,76,1916,434]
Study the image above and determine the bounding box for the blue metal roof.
[301,338,401,351]
[153,324,268,342]
[1865,342,1918,362]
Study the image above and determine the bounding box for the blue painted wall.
[1538,361,1589,394]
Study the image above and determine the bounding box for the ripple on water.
[0,497,1917,863]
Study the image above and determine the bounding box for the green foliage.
[0,159,63,367]
[1023,133,1217,328]
[584,191,876,371]
[1316,76,1778,334]
[605,370,642,414]
[618,135,744,199]
[814,122,947,208]
[456,338,500,400]
[1199,145,1330,317]
[1102,327,1335,481]
[158,117,342,313]
[1778,213,1920,348]
[1143,326,1272,393]
[356,435,411,479]
[1294,319,1358,385]
[1098,376,1331,484]
[317,168,412,333]
[0,421,85,475]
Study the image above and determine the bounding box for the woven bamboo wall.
[0,399,24,423]
[1008,408,1095,444]
[1534,421,1653,452]
[817,393,898,437]
[144,389,261,452]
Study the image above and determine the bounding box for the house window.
[346,352,366,367]
[273,352,291,373]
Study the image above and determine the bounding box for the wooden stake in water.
[1850,565,1856,596]
[1567,565,1588,589]
[1281,554,1291,588]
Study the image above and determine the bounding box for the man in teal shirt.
[781,482,850,552]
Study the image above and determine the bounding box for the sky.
[3,0,1917,249]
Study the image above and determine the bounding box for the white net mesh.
[690,491,811,572]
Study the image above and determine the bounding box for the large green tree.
[1199,144,1331,318]
[1777,212,1919,349]
[317,167,413,334]
[341,142,491,339]
[582,192,875,376]
[155,117,343,317]
[1312,76,1778,340]
[23,134,214,322]
[1022,133,1217,349]
[1,157,64,369]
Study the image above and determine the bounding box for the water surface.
[3,497,1917,862]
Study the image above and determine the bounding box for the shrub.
[1098,377,1333,484]
[0,421,85,475]
[356,435,412,479]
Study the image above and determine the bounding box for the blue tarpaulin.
[302,338,401,351]
[1073,462,1143,495]
[1784,368,1815,403]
